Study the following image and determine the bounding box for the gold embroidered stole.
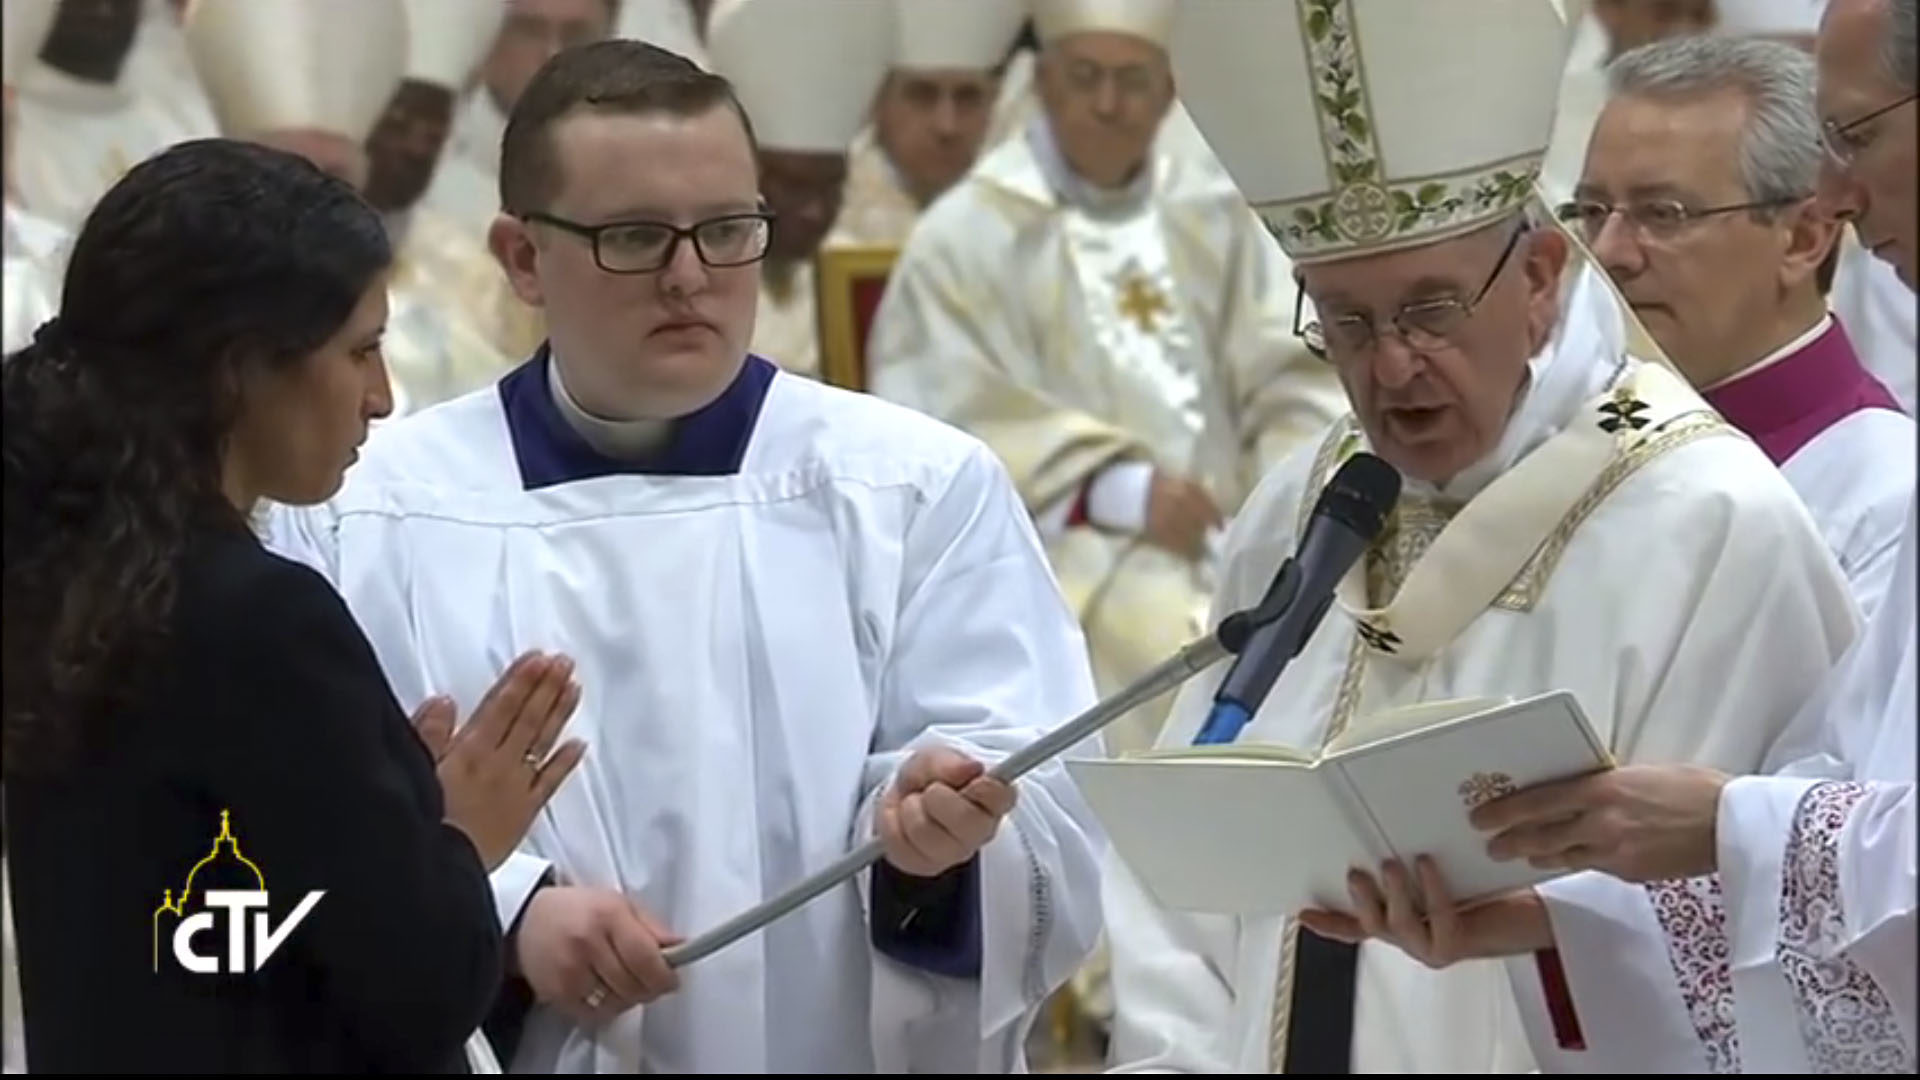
[1264,358,1738,1071]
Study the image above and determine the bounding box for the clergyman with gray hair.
[1570,33,1913,620]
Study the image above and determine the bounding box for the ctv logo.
[151,810,325,974]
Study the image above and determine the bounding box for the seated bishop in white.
[1099,1,1862,1073]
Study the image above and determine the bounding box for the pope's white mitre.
[185,0,406,143]
[402,0,505,91]
[894,0,1025,70]
[3,0,57,87]
[1713,0,1824,38]
[707,0,894,154]
[1172,0,1567,265]
[1033,0,1177,46]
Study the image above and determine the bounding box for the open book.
[1067,690,1613,917]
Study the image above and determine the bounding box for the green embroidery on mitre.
[1263,0,1545,264]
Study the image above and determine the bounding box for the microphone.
[1191,453,1401,746]
[659,453,1398,971]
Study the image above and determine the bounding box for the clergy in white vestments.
[1569,34,1913,618]
[868,0,1345,759]
[423,0,618,243]
[706,0,893,380]
[1360,2,1918,1071]
[1102,2,1861,1073]
[10,0,218,232]
[185,0,515,418]
[824,0,1026,250]
[264,38,1104,1073]
[374,1,547,369]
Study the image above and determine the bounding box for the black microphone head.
[1315,452,1401,541]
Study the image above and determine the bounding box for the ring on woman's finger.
[523,750,541,769]
[583,985,608,1010]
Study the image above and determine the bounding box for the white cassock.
[868,113,1343,756]
[751,260,821,380]
[263,352,1106,1073]
[2,202,65,353]
[1508,499,1916,1074]
[1699,314,1914,620]
[1103,266,1861,1074]
[1832,235,1919,415]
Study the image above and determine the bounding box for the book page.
[1066,756,1379,916]
[1326,690,1611,906]
[1126,742,1317,765]
[1323,696,1510,755]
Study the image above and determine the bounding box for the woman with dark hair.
[1,138,585,1072]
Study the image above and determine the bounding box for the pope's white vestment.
[868,115,1343,755]
[1509,497,1916,1074]
[1102,266,1861,1074]
[264,353,1106,1073]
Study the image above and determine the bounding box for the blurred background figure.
[616,0,712,66]
[367,0,506,224]
[186,0,513,415]
[826,0,1026,249]
[707,0,894,379]
[870,0,1341,764]
[10,0,217,230]
[424,0,619,242]
[4,0,66,358]
[374,0,548,366]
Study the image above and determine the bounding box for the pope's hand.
[515,886,683,1027]
[876,747,1016,878]
[1471,764,1729,882]
[1297,857,1555,969]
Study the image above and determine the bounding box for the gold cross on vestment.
[1116,275,1170,334]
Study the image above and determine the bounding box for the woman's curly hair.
[2,138,391,778]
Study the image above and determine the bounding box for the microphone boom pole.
[660,630,1240,970]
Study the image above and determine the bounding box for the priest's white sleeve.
[1507,873,1732,1073]
[1719,776,1917,1072]
[851,442,1108,1073]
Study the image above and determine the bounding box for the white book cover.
[1068,690,1612,916]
